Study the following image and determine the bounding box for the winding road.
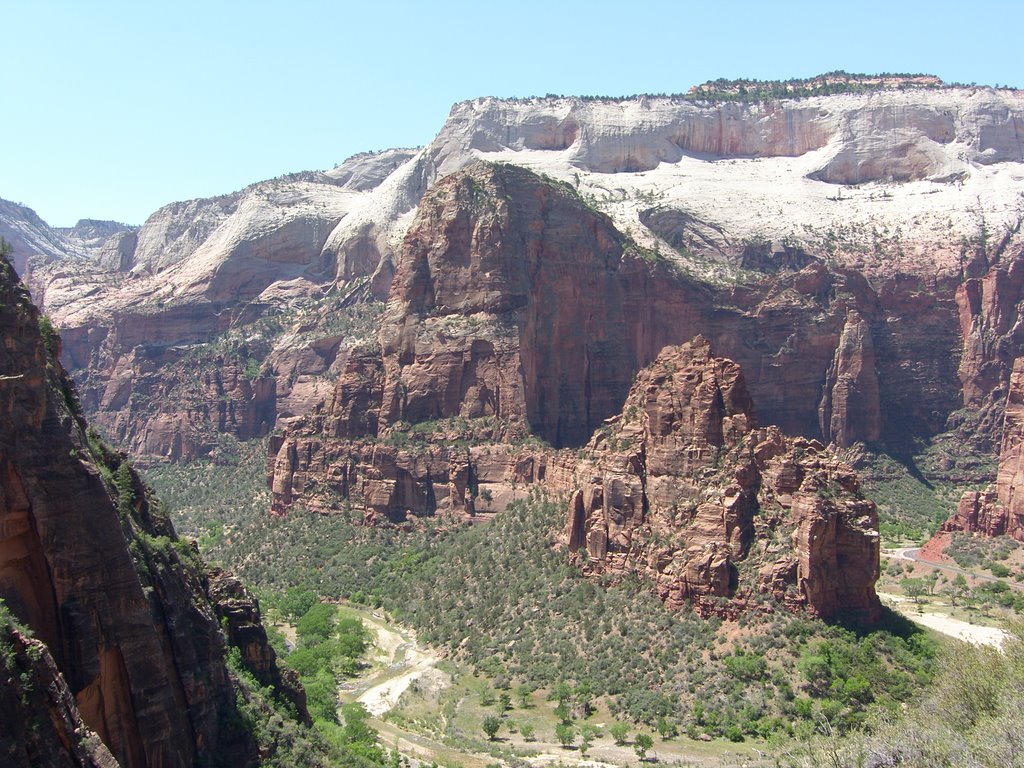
[887,547,1023,590]
[881,547,1018,647]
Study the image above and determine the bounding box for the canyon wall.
[565,338,880,621]
[0,252,302,766]
[940,357,1024,542]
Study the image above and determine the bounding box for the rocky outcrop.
[957,253,1024,442]
[0,198,86,275]
[0,252,298,766]
[12,83,1021,471]
[88,346,277,463]
[819,309,882,446]
[208,569,310,723]
[0,619,119,768]
[267,163,968,520]
[566,339,881,620]
[268,429,570,521]
[432,88,1023,180]
[379,162,651,446]
[940,357,1024,542]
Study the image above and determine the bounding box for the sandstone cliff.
[0,251,303,766]
[565,338,881,620]
[0,615,119,768]
[266,167,882,622]
[267,162,955,521]
[939,357,1024,542]
[16,84,1022,472]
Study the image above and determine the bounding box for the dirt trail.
[877,592,1009,647]
[345,612,442,717]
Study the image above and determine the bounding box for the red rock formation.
[267,164,957,528]
[819,309,882,447]
[268,431,566,521]
[378,162,907,448]
[0,621,119,768]
[0,253,298,766]
[379,162,647,446]
[957,255,1024,442]
[208,568,309,723]
[566,338,881,620]
[939,357,1024,542]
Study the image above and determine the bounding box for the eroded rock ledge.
[565,338,881,621]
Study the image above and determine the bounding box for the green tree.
[947,573,970,605]
[515,684,534,708]
[553,700,571,723]
[579,725,599,756]
[555,722,576,749]
[114,461,135,517]
[280,587,317,621]
[609,721,630,745]
[38,314,59,358]
[551,682,573,703]
[902,577,928,605]
[296,603,336,647]
[497,692,512,712]
[634,732,653,761]
[477,682,495,706]
[303,667,340,723]
[341,702,382,762]
[519,722,535,741]
[656,715,675,740]
[482,715,501,741]
[335,616,369,658]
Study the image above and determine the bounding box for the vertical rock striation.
[566,338,881,620]
[0,252,299,766]
[940,357,1024,541]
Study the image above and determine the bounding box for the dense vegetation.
[786,622,1024,767]
[148,452,938,745]
[856,440,995,544]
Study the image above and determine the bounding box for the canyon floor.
[334,604,766,768]
[324,589,1011,768]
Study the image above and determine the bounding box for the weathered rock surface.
[819,309,882,447]
[268,432,566,521]
[208,568,310,723]
[267,162,967,522]
[379,162,648,446]
[0,198,87,275]
[940,357,1024,542]
[957,252,1024,442]
[0,252,300,766]
[10,83,1022,471]
[0,621,120,768]
[566,338,881,620]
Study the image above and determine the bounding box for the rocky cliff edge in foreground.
[0,247,306,767]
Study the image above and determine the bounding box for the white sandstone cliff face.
[10,80,1024,465]
[14,84,1024,397]
[24,85,1024,324]
[322,87,1024,292]
[0,199,87,275]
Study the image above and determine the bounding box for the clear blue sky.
[3,0,1021,227]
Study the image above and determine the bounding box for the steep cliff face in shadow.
[0,250,304,767]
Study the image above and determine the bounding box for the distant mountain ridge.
[0,75,1020,500]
